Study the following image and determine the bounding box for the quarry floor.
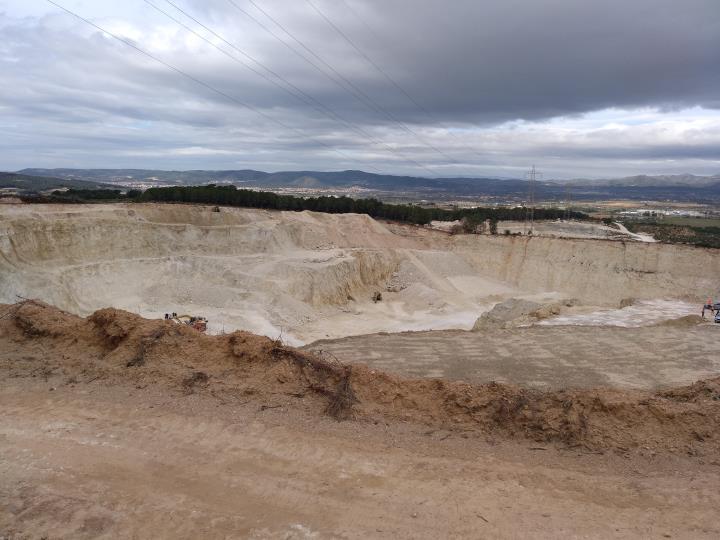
[3,377,720,540]
[305,324,720,390]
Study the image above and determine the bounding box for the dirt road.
[2,302,720,538]
[614,221,657,242]
[3,378,720,539]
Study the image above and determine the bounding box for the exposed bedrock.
[0,204,716,340]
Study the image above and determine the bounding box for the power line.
[564,185,572,221]
[158,0,342,126]
[524,165,541,234]
[149,0,438,175]
[229,0,394,123]
[335,0,381,42]
[323,0,492,164]
[303,0,459,164]
[305,0,431,120]
[43,0,396,173]
[146,1,325,118]
[231,0,456,170]
[226,0,441,176]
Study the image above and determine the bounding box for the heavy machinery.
[165,312,208,332]
[701,299,720,322]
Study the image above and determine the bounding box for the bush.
[461,216,480,233]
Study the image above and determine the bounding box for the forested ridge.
[137,185,586,225]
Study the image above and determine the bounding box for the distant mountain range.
[7,168,720,203]
[17,168,528,192]
[565,174,720,188]
[0,171,117,191]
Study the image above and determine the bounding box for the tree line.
[51,188,141,201]
[137,185,587,226]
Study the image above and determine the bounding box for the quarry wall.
[453,234,718,304]
[0,204,717,316]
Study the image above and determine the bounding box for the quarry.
[2,202,720,538]
[6,0,719,535]
[1,202,716,376]
[1,203,714,340]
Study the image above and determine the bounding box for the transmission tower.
[525,165,540,235]
[564,185,571,221]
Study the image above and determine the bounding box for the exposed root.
[11,300,68,337]
[90,308,141,348]
[269,343,359,419]
[325,367,357,420]
[182,371,209,393]
[127,327,168,367]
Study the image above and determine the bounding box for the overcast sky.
[1,0,719,179]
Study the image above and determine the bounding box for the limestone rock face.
[472,298,543,330]
[472,298,577,330]
[1,203,716,343]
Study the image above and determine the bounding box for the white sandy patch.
[428,220,461,232]
[613,222,657,242]
[538,300,698,327]
[295,302,484,343]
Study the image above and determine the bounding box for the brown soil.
[2,300,719,455]
[3,301,720,538]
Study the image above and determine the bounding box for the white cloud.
[0,0,718,178]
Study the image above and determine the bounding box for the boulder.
[472,297,575,330]
[472,298,543,330]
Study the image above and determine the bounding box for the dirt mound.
[661,378,720,403]
[2,301,719,454]
[352,371,719,452]
[472,298,542,330]
[472,298,575,329]
[4,301,357,420]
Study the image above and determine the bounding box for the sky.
[1,0,719,179]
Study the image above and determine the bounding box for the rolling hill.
[0,172,117,192]
[14,168,720,202]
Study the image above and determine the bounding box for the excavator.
[164,312,208,332]
[701,298,720,323]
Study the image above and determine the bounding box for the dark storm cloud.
[0,0,719,176]
[167,0,720,124]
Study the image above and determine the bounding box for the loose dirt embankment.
[4,300,719,455]
[0,204,718,342]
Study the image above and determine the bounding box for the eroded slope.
[0,203,717,342]
[3,301,719,454]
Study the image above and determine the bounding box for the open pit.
[1,202,717,387]
[3,203,720,538]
